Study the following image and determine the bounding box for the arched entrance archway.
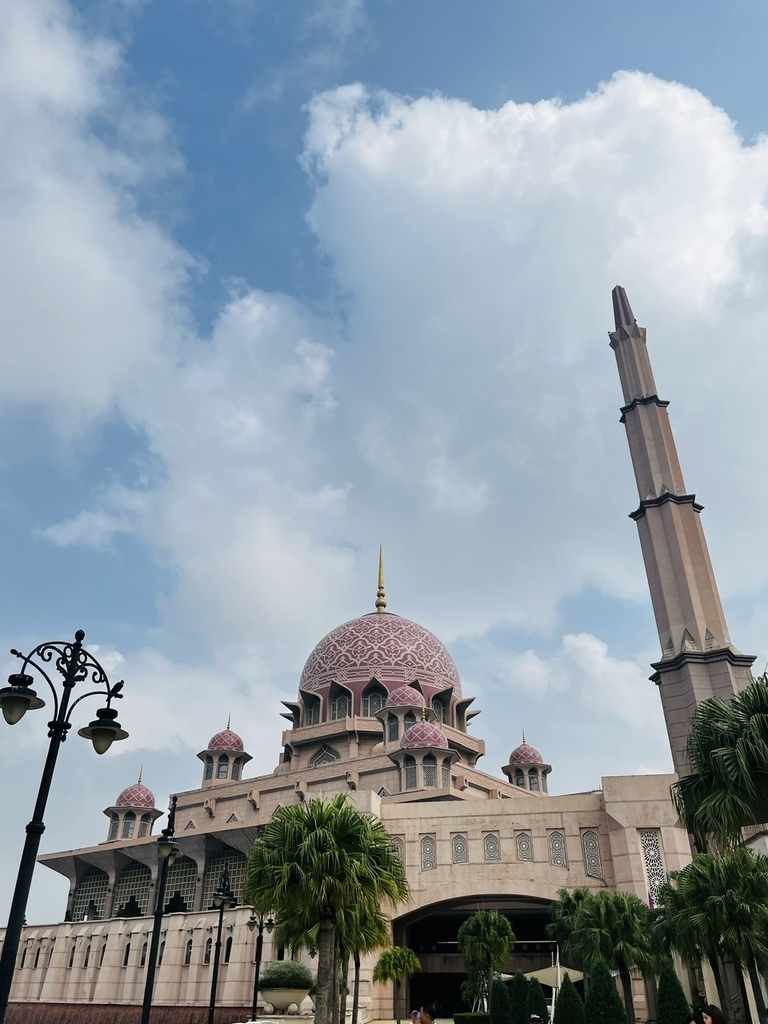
[393,894,558,1017]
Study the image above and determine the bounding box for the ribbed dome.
[207,728,244,752]
[400,721,449,750]
[508,742,543,765]
[116,783,155,809]
[386,686,426,708]
[299,612,461,698]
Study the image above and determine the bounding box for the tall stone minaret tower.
[609,286,754,774]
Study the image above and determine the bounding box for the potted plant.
[259,960,315,1014]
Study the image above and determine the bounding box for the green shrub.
[585,959,625,1024]
[510,972,529,1024]
[454,1014,491,1024]
[552,974,584,1024]
[656,958,690,1024]
[491,979,513,1024]
[526,978,549,1024]
[259,960,314,989]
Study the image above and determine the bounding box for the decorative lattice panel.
[638,828,666,907]
[72,867,109,921]
[202,851,247,909]
[420,835,437,871]
[582,830,603,880]
[391,836,405,864]
[165,856,198,913]
[423,755,437,787]
[483,833,501,861]
[548,831,568,868]
[516,832,533,862]
[452,834,468,864]
[113,862,152,916]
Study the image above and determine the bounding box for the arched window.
[431,698,445,724]
[330,684,351,720]
[388,715,399,742]
[184,940,193,966]
[108,814,119,840]
[204,756,213,780]
[404,711,416,728]
[48,942,56,968]
[442,758,451,787]
[217,754,229,779]
[114,862,152,917]
[100,944,107,967]
[83,944,91,968]
[140,942,148,967]
[204,938,212,965]
[362,682,387,717]
[304,696,320,726]
[20,947,27,969]
[138,813,151,838]
[165,855,198,913]
[123,943,131,967]
[121,811,136,839]
[34,947,41,970]
[224,936,233,963]
[514,767,525,787]
[158,941,165,966]
[528,767,539,791]
[232,760,241,781]
[68,946,76,969]
[423,753,437,788]
[404,755,417,790]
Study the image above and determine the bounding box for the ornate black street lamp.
[246,911,275,1020]
[0,630,128,1023]
[140,795,180,1024]
[207,866,236,1024]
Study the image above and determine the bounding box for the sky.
[2,0,768,925]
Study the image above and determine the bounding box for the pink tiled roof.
[386,685,426,708]
[400,721,449,750]
[116,783,155,808]
[207,728,244,752]
[508,742,544,765]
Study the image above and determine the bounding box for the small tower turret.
[103,771,160,842]
[198,722,252,787]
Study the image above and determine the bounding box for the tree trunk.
[394,978,401,1024]
[708,957,729,1014]
[352,952,361,1024]
[619,965,636,1024]
[749,961,768,1024]
[316,916,336,1024]
[339,955,350,1024]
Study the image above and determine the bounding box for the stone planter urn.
[260,987,310,1013]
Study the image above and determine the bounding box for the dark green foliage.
[584,959,625,1024]
[454,1015,491,1024]
[552,975,584,1024]
[655,958,690,1024]
[491,979,513,1024]
[510,972,529,1024]
[526,978,549,1024]
[260,959,315,989]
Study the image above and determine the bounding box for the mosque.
[1,290,754,1023]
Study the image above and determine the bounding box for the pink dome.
[386,686,426,708]
[116,783,155,809]
[508,742,544,765]
[299,612,461,698]
[207,728,244,752]
[400,722,449,750]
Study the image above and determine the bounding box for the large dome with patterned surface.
[299,612,462,698]
[207,728,244,752]
[508,742,544,765]
[116,782,155,808]
[400,722,449,750]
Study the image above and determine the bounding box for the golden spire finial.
[375,545,387,613]
[227,712,231,730]
[138,765,143,784]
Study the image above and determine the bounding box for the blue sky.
[3,0,768,923]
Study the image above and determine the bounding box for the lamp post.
[207,866,236,1024]
[0,630,128,1024]
[140,795,180,1024]
[246,911,275,1020]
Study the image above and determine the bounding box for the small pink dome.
[508,742,544,765]
[207,728,244,752]
[116,783,155,809]
[386,686,426,708]
[400,721,449,750]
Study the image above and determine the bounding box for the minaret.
[609,286,754,774]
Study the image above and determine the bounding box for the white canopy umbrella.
[523,965,583,988]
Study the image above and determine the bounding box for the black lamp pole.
[0,630,128,1024]
[246,911,274,1020]
[207,866,236,1024]
[140,795,180,1024]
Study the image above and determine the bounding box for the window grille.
[113,862,152,916]
[72,867,109,921]
[423,754,437,787]
[202,851,246,909]
[121,811,136,839]
[404,756,417,789]
[217,755,229,779]
[388,716,399,742]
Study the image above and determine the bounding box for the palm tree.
[457,910,515,1010]
[672,674,768,849]
[656,848,768,1020]
[551,889,655,1024]
[373,946,422,1024]
[245,794,409,1024]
